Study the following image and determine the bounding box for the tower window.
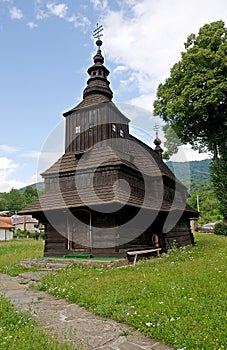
[75,126,81,134]
[119,129,124,137]
[112,124,116,132]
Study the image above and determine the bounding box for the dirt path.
[0,272,173,350]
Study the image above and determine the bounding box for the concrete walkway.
[0,272,173,350]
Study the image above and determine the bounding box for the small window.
[119,129,124,137]
[75,126,81,134]
[112,124,116,132]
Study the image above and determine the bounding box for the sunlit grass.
[0,239,44,275]
[0,295,74,350]
[39,234,227,350]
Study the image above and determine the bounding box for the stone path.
[0,272,173,350]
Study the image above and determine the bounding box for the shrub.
[31,231,45,240]
[14,229,30,238]
[214,221,227,236]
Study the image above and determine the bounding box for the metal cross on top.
[93,23,103,47]
[154,123,160,137]
[93,23,103,40]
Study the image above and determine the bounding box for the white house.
[0,219,14,241]
[11,215,39,233]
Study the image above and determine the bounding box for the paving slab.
[0,273,173,350]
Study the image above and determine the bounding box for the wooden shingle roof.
[20,186,198,215]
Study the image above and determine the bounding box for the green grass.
[0,295,74,350]
[39,234,227,350]
[0,239,44,275]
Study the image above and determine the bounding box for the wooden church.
[21,28,198,257]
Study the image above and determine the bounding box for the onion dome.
[153,131,163,158]
[83,38,113,101]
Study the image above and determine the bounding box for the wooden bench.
[127,248,161,265]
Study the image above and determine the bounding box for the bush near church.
[214,222,227,236]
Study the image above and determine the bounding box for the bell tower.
[63,24,130,154]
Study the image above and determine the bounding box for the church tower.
[63,28,129,154]
[20,25,198,258]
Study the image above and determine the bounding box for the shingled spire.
[63,25,113,115]
[83,24,113,102]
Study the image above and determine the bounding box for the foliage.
[39,234,227,350]
[162,124,182,160]
[31,231,45,240]
[187,180,223,224]
[214,221,227,236]
[0,240,44,276]
[154,20,227,220]
[0,186,39,212]
[154,20,227,159]
[14,229,30,238]
[211,155,227,220]
[0,295,73,350]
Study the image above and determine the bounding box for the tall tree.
[153,20,227,219]
[5,189,25,212]
[23,185,38,206]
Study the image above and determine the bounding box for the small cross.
[93,23,103,40]
[154,124,159,138]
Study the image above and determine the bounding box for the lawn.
[39,233,227,350]
[0,239,44,275]
[0,239,75,349]
[0,235,226,349]
[0,295,74,350]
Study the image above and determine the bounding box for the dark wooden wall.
[65,103,130,153]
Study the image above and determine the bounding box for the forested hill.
[166,159,211,182]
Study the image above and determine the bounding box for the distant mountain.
[166,159,211,182]
[19,182,44,193]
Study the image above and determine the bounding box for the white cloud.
[9,6,24,20]
[113,65,128,75]
[36,9,49,20]
[90,0,108,11]
[46,2,68,18]
[67,15,91,30]
[20,151,41,159]
[0,157,17,171]
[0,144,18,153]
[0,157,26,192]
[43,2,90,30]
[27,22,38,29]
[99,0,227,112]
[171,145,212,162]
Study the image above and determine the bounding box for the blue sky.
[0,0,227,192]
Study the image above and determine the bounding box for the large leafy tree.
[153,20,227,219]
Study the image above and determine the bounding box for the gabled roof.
[0,219,13,229]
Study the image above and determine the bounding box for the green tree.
[5,188,25,212]
[23,185,38,206]
[153,20,227,218]
[211,154,227,221]
[0,193,7,211]
[187,180,223,224]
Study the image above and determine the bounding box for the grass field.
[39,234,227,350]
[0,239,75,349]
[0,239,44,275]
[0,295,74,350]
[0,235,226,349]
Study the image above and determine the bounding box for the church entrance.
[68,209,91,252]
